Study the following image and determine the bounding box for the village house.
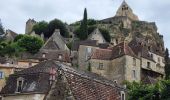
[1,60,126,100]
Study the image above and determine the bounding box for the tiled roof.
[79,40,98,47]
[33,50,71,63]
[1,60,125,99]
[92,49,113,60]
[92,41,137,60]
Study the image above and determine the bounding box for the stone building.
[90,37,165,84]
[88,28,106,43]
[4,29,18,41]
[25,19,36,34]
[75,40,109,70]
[1,60,126,100]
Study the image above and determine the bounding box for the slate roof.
[4,29,18,41]
[1,60,125,99]
[33,50,71,63]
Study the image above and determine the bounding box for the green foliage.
[88,25,97,34]
[48,19,69,38]
[87,19,97,26]
[32,21,48,35]
[0,40,24,58]
[99,28,111,42]
[17,35,44,54]
[164,48,170,80]
[0,20,5,37]
[32,19,69,38]
[126,80,170,100]
[14,34,24,42]
[78,8,88,40]
[87,62,91,72]
[165,48,169,64]
[66,41,72,50]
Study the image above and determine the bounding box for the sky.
[0,0,170,49]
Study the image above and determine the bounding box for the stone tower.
[116,0,139,21]
[25,19,36,34]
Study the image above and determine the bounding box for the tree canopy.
[77,8,88,40]
[125,80,170,100]
[32,21,48,36]
[16,35,44,54]
[0,20,5,37]
[165,48,170,79]
[32,19,69,38]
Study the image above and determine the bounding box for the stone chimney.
[54,29,60,35]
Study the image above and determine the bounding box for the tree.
[99,28,111,42]
[78,8,88,40]
[48,19,69,38]
[14,34,24,42]
[0,19,5,37]
[32,21,48,35]
[17,35,44,54]
[165,48,169,64]
[87,62,91,72]
[165,48,170,79]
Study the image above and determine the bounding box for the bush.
[17,35,44,54]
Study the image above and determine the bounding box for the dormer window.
[42,53,46,58]
[16,77,24,93]
[120,91,125,100]
[58,54,62,60]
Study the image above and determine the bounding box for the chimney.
[54,29,60,35]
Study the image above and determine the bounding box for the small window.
[16,77,24,93]
[133,58,136,66]
[132,70,136,79]
[147,62,151,68]
[121,91,125,100]
[42,53,46,58]
[158,57,160,63]
[151,54,153,59]
[98,63,104,70]
[58,54,62,59]
[0,72,4,79]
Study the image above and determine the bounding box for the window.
[158,57,160,63]
[147,62,151,68]
[121,91,125,100]
[98,63,104,70]
[16,77,24,93]
[58,54,62,60]
[132,70,136,79]
[86,47,92,60]
[42,53,46,58]
[133,58,136,66]
[0,72,4,79]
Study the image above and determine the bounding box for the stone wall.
[3,94,45,100]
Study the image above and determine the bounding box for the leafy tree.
[165,48,169,64]
[17,35,44,54]
[78,8,88,40]
[14,34,24,42]
[47,19,69,38]
[164,48,170,79]
[87,19,97,26]
[32,21,48,35]
[99,28,111,42]
[0,19,5,37]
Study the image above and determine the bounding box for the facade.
[1,60,126,100]
[4,29,18,41]
[77,40,109,70]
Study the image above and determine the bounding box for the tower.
[25,19,36,34]
[115,0,139,20]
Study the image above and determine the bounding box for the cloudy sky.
[0,0,170,49]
